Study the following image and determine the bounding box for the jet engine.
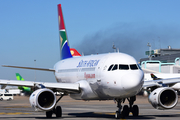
[29,88,56,111]
[148,87,178,110]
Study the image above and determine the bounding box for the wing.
[2,65,55,72]
[143,77,180,88]
[142,68,160,73]
[0,79,80,93]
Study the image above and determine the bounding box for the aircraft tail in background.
[58,4,72,60]
[150,73,161,80]
[16,73,31,92]
[70,48,81,57]
[16,73,25,81]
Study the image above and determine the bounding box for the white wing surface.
[143,77,180,88]
[0,79,80,93]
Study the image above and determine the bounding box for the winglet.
[58,4,72,60]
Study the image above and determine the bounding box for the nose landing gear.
[115,96,139,119]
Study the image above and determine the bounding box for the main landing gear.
[46,94,64,118]
[115,96,139,119]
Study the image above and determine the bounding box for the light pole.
[34,59,36,82]
[147,43,151,61]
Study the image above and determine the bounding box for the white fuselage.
[54,53,144,100]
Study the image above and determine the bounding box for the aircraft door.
[96,57,108,85]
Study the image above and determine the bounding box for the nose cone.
[121,71,144,94]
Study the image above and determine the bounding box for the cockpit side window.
[108,64,114,71]
[130,64,138,70]
[112,64,118,71]
[119,64,129,70]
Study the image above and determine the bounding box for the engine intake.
[29,88,56,111]
[148,87,178,110]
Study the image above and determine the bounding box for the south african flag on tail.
[57,4,72,60]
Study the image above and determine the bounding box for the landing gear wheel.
[46,110,53,118]
[115,111,120,119]
[115,99,123,119]
[132,105,139,117]
[122,105,129,117]
[56,106,62,118]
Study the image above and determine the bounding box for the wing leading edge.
[2,65,55,72]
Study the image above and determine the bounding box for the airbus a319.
[1,4,180,119]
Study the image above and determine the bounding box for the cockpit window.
[130,64,138,70]
[112,64,118,71]
[119,64,129,70]
[108,64,139,71]
[108,64,114,71]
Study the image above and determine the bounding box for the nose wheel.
[115,96,139,119]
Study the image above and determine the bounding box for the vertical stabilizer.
[151,73,161,80]
[57,4,72,59]
[70,48,81,57]
[16,73,25,81]
[16,73,31,92]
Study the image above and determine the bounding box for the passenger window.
[112,64,118,71]
[119,65,129,70]
[130,64,138,70]
[108,64,114,71]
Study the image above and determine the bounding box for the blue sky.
[1,0,180,82]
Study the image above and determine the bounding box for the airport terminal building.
[140,46,180,73]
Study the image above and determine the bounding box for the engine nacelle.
[148,87,178,110]
[29,88,56,111]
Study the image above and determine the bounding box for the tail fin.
[16,73,31,92]
[57,4,72,59]
[70,48,81,57]
[16,73,25,81]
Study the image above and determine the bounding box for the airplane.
[16,73,32,94]
[1,4,180,119]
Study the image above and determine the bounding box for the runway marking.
[95,112,132,115]
[95,112,115,115]
[95,112,127,120]
[4,106,30,108]
[0,112,31,115]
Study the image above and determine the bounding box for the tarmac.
[0,95,180,120]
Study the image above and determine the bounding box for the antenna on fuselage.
[117,48,119,53]
[112,43,117,52]
[82,52,84,56]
